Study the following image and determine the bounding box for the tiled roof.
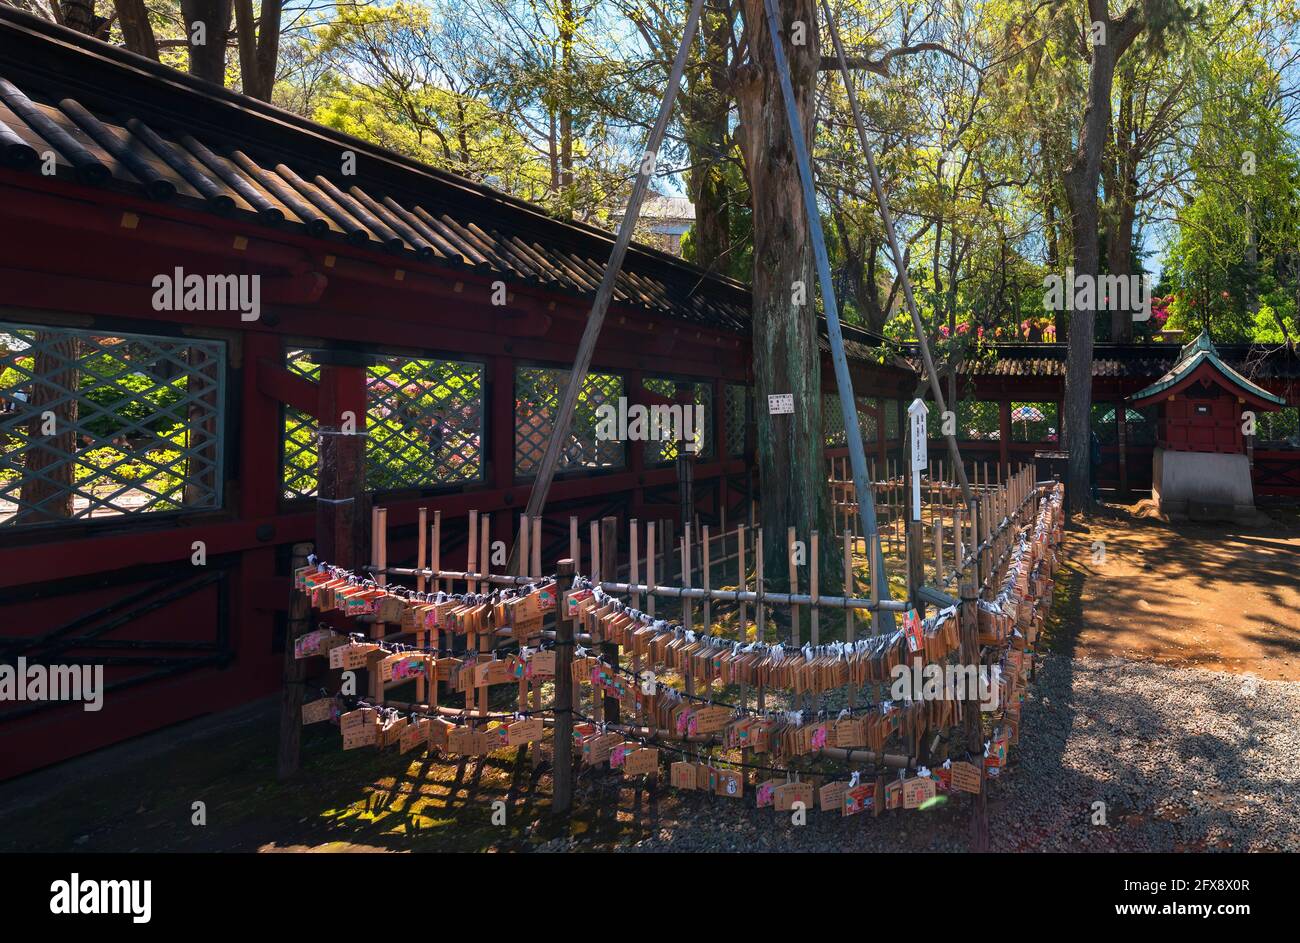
[924,343,1300,382]
[0,9,760,334]
[1130,332,1289,405]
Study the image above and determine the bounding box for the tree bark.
[233,0,283,101]
[16,340,79,524]
[1061,4,1145,518]
[15,0,97,525]
[1105,66,1138,342]
[683,0,733,272]
[182,0,234,86]
[114,0,159,60]
[60,0,95,35]
[736,0,836,589]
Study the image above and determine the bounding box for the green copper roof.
[1130,331,1287,406]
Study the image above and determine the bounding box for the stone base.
[1152,448,1256,523]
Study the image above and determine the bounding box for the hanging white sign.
[768,393,794,415]
[908,399,928,521]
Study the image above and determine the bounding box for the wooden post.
[600,515,620,724]
[869,539,880,635]
[755,526,765,712]
[702,524,712,634]
[787,525,800,646]
[809,530,820,646]
[843,529,854,706]
[569,515,579,567]
[478,512,491,717]
[907,518,924,611]
[646,520,656,618]
[968,499,980,589]
[531,515,542,578]
[737,524,748,636]
[416,507,428,703]
[934,518,945,585]
[629,518,640,610]
[431,510,442,593]
[314,355,366,570]
[467,510,479,594]
[431,509,443,699]
[681,531,694,698]
[630,517,641,700]
[960,580,989,851]
[552,558,576,816]
[369,506,386,703]
[464,510,478,714]
[277,541,314,779]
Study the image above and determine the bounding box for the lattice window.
[724,383,747,456]
[1127,405,1158,447]
[1091,403,1120,445]
[857,396,878,441]
[957,400,1000,440]
[1,322,224,526]
[515,366,624,476]
[282,349,484,499]
[366,356,483,491]
[884,399,900,439]
[1256,406,1299,448]
[1010,401,1058,442]
[282,351,319,500]
[823,394,846,447]
[643,378,713,463]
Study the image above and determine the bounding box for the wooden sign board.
[670,761,699,790]
[506,717,544,746]
[623,747,658,777]
[447,727,491,755]
[902,776,937,809]
[342,722,378,751]
[529,650,556,678]
[819,781,848,813]
[693,706,732,735]
[301,698,332,725]
[714,768,743,798]
[755,779,782,808]
[949,761,982,795]
[399,723,427,755]
[774,781,813,812]
[331,642,379,671]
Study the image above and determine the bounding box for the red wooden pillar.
[998,401,1011,472]
[315,351,367,568]
[491,353,516,487]
[491,355,517,565]
[239,331,283,688]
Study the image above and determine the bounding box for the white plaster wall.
[1153,448,1255,511]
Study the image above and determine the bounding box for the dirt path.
[1052,504,1300,680]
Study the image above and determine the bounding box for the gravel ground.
[572,655,1300,853]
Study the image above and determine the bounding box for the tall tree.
[1058,0,1192,517]
[181,0,234,84]
[734,0,830,583]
